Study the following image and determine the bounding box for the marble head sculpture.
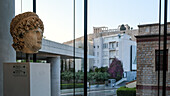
[10,12,44,54]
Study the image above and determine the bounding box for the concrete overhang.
[16,39,84,60]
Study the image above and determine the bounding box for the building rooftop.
[138,22,170,27]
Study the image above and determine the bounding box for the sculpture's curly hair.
[10,12,44,51]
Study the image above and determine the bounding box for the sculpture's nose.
[37,28,43,40]
[37,32,42,40]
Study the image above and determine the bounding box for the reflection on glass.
[14,0,170,96]
[88,0,159,96]
[15,0,33,15]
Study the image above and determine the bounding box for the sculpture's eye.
[36,31,39,33]
[19,33,24,38]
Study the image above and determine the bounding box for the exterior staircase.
[115,78,127,86]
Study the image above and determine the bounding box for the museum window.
[155,50,168,71]
[10,0,169,96]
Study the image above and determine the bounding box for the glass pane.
[16,0,77,96]
[88,0,159,96]
[63,0,86,95]
[15,0,33,15]
[61,0,85,96]
[37,0,73,43]
[75,0,84,95]
[13,0,169,96]
[160,0,170,96]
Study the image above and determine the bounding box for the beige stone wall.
[136,89,170,96]
[136,23,170,95]
[137,41,158,86]
[138,23,170,35]
[136,38,170,96]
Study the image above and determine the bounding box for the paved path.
[61,85,119,96]
[61,88,117,96]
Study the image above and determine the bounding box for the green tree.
[102,72,110,81]
[95,67,108,72]
[75,72,83,83]
[61,71,73,83]
[100,67,108,72]
[94,72,103,84]
[87,72,95,86]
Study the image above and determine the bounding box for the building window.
[116,51,118,55]
[94,46,95,48]
[103,44,105,48]
[103,59,108,65]
[97,60,99,63]
[155,50,168,71]
[103,43,108,49]
[97,52,99,57]
[116,42,118,47]
[103,51,108,57]
[109,43,115,49]
[97,45,99,48]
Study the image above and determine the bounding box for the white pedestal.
[3,62,51,96]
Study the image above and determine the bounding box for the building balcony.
[109,47,117,50]
[109,55,119,59]
[109,55,116,58]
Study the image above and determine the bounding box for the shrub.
[75,71,84,82]
[94,72,103,83]
[94,72,110,84]
[95,67,99,72]
[94,67,108,72]
[87,72,95,82]
[61,83,84,89]
[100,67,108,72]
[89,68,94,72]
[117,87,136,96]
[61,71,73,83]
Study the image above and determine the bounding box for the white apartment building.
[93,33,137,81]
[63,34,94,72]
[63,24,138,74]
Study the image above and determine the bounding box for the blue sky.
[15,0,169,43]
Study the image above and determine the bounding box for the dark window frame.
[116,42,118,47]
[155,49,168,71]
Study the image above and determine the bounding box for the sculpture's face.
[10,12,44,53]
[23,28,43,52]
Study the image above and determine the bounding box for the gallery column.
[0,0,16,96]
[47,56,61,96]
